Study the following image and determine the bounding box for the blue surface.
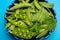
[0,0,60,40]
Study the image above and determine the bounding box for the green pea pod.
[36,30,48,38]
[9,3,32,10]
[31,11,45,22]
[7,18,28,28]
[49,19,56,31]
[31,11,39,21]
[34,0,42,10]
[6,15,15,20]
[40,24,48,30]
[6,12,15,14]
[39,2,54,8]
[23,20,33,26]
[26,9,31,20]
[30,23,39,33]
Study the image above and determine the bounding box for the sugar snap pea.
[39,2,54,8]
[34,0,42,10]
[36,30,48,38]
[10,3,32,10]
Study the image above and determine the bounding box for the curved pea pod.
[40,4,54,18]
[6,12,15,15]
[19,9,34,13]
[23,20,33,26]
[45,8,54,17]
[17,29,32,39]
[40,7,53,20]
[14,11,27,19]
[37,11,46,22]
[31,12,38,21]
[18,29,28,38]
[23,31,36,39]
[31,11,45,22]
[6,15,14,20]
[30,23,39,33]
[39,2,54,8]
[14,14,24,19]
[26,9,31,20]
[33,0,42,10]
[7,18,28,28]
[23,10,33,26]
[42,8,50,16]
[40,24,48,30]
[48,19,56,31]
[9,3,32,10]
[36,30,48,38]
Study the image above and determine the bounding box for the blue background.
[0,0,60,40]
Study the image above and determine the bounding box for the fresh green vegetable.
[5,0,56,39]
[39,2,54,8]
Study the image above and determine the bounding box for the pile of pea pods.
[5,0,56,39]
